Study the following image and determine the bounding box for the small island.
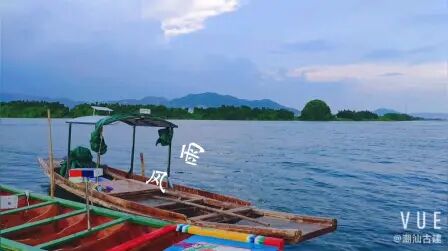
[0,100,421,121]
[299,99,420,121]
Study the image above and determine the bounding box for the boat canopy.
[67,114,177,128]
[66,113,177,177]
[95,114,178,128]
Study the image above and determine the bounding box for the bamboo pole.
[129,125,136,175]
[85,181,91,230]
[140,153,145,177]
[47,109,55,198]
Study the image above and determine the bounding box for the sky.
[0,0,447,112]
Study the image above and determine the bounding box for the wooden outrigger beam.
[36,217,130,249]
[0,238,42,251]
[1,209,86,235]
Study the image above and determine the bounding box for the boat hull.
[39,158,336,244]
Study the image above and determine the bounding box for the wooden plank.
[155,198,203,209]
[153,196,270,227]
[1,209,86,235]
[0,201,55,216]
[185,198,203,203]
[190,206,253,221]
[36,217,129,249]
[99,179,158,195]
[260,209,336,225]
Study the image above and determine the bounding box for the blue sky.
[0,0,447,112]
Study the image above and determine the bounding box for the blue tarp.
[165,235,278,251]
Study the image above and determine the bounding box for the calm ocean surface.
[1,119,447,250]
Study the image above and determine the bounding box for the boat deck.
[98,179,160,196]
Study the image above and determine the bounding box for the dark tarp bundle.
[90,113,177,155]
[60,146,95,176]
[90,114,133,155]
[90,124,107,155]
[156,127,173,146]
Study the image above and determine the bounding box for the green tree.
[0,101,69,118]
[300,99,333,121]
[336,110,379,121]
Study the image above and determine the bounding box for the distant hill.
[168,92,297,113]
[114,96,168,105]
[372,108,448,120]
[0,92,81,108]
[1,92,298,113]
[374,108,399,116]
[410,113,448,120]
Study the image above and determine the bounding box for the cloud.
[274,39,335,54]
[363,45,440,60]
[411,13,448,26]
[141,0,240,38]
[287,62,447,91]
[378,72,404,77]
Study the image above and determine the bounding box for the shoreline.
[0,117,444,122]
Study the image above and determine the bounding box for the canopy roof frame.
[66,114,177,178]
[66,115,177,128]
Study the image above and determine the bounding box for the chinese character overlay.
[180,142,205,166]
[146,170,167,193]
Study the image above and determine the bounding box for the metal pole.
[66,123,72,177]
[129,125,136,175]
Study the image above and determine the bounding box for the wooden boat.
[1,184,167,251]
[38,112,337,244]
[0,184,284,251]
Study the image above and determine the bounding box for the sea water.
[0,119,447,250]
